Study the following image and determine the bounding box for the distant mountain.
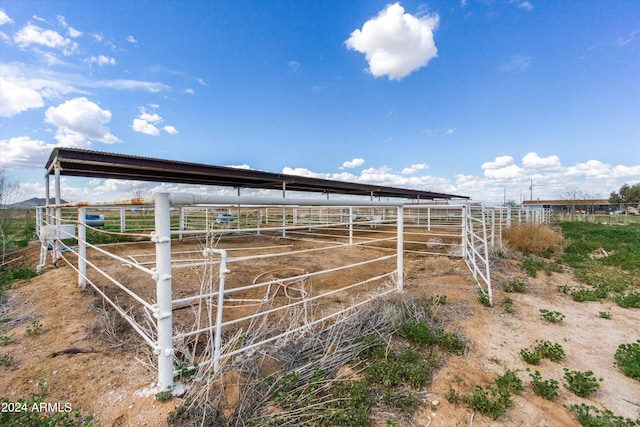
[5,198,68,209]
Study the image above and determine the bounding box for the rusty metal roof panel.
[46,148,468,200]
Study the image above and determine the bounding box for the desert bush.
[563,368,602,397]
[614,340,640,381]
[502,223,563,255]
[568,403,640,427]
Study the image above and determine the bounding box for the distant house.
[522,199,611,215]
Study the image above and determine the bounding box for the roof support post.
[396,205,404,292]
[78,206,86,289]
[154,192,174,393]
[54,163,62,263]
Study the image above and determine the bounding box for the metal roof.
[45,148,468,201]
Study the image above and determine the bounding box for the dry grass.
[502,223,564,255]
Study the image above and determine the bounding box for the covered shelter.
[44,148,468,203]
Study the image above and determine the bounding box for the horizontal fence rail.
[35,194,548,391]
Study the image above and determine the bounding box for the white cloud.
[483,164,522,180]
[0,63,164,118]
[511,1,534,11]
[402,163,428,174]
[360,165,395,182]
[45,97,120,145]
[132,118,160,136]
[521,152,562,170]
[163,125,178,135]
[346,3,439,80]
[0,136,55,168]
[0,76,44,117]
[566,159,611,179]
[500,54,532,73]
[13,22,78,55]
[0,9,14,26]
[126,35,137,44]
[283,164,453,194]
[132,108,177,136]
[89,55,116,66]
[423,127,455,137]
[89,79,168,92]
[615,30,639,46]
[611,165,640,178]
[340,158,365,169]
[482,155,515,170]
[67,27,82,38]
[56,15,81,38]
[227,164,252,170]
[139,112,162,122]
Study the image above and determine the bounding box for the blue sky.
[1,0,639,204]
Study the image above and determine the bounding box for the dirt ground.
[1,239,639,427]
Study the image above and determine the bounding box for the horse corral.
[36,148,549,393]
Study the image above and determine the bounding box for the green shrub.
[614,340,640,381]
[568,403,640,427]
[539,309,565,323]
[502,279,527,293]
[435,330,466,355]
[494,369,523,395]
[381,390,418,411]
[534,340,565,362]
[399,321,434,347]
[614,292,640,309]
[563,368,602,397]
[519,348,542,365]
[463,385,512,420]
[528,369,559,400]
[478,291,492,307]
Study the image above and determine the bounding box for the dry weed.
[502,223,563,254]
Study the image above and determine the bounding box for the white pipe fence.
[35,194,547,392]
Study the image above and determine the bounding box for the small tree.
[556,187,600,214]
[609,183,640,205]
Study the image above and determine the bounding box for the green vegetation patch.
[0,380,94,426]
[568,403,640,427]
[447,369,522,420]
[614,340,640,381]
[559,222,640,301]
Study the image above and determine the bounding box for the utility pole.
[529,178,534,201]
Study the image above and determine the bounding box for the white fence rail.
[35,195,547,391]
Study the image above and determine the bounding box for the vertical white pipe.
[54,165,61,263]
[282,206,286,238]
[427,207,431,231]
[78,206,86,289]
[257,209,261,235]
[120,207,125,233]
[482,207,492,306]
[154,193,174,392]
[237,204,241,234]
[178,207,184,241]
[213,249,229,372]
[348,207,353,245]
[461,205,467,259]
[396,206,404,292]
[490,209,495,247]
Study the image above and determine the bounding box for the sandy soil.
[1,239,639,427]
